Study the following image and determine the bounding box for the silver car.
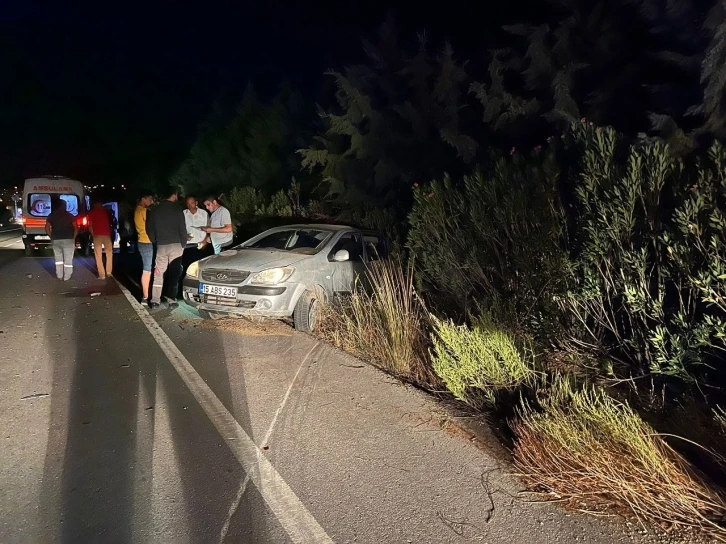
[182,224,389,331]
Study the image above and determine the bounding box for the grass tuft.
[716,406,726,434]
[512,381,726,536]
[317,259,434,385]
[430,316,535,408]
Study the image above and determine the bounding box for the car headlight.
[249,267,294,285]
[186,261,200,278]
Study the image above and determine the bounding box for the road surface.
[0,232,681,543]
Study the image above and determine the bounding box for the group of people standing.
[45,197,116,281]
[43,188,234,309]
[134,189,233,308]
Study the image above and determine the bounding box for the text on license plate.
[35,235,50,240]
[200,284,238,297]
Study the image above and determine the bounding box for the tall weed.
[318,259,433,385]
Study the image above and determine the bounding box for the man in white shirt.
[180,196,209,295]
[184,196,209,246]
[201,194,234,254]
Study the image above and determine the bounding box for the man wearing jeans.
[146,188,187,309]
[45,199,77,281]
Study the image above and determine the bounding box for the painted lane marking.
[115,279,333,544]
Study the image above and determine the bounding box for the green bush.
[227,186,264,224]
[258,189,293,218]
[562,125,726,382]
[430,316,535,408]
[407,154,568,335]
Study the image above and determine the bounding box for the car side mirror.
[332,249,350,262]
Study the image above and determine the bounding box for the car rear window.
[28,194,80,217]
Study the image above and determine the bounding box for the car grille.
[201,268,250,284]
[201,295,255,308]
[191,292,256,308]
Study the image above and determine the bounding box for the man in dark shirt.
[146,187,187,308]
[45,198,78,280]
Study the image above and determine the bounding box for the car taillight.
[82,217,88,226]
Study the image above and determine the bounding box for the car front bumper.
[182,277,306,318]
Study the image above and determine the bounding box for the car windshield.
[243,228,333,254]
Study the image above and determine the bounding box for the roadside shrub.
[430,317,535,408]
[512,382,726,535]
[318,259,433,385]
[257,189,293,217]
[562,125,726,383]
[407,154,568,336]
[227,186,264,224]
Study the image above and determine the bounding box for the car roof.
[270,223,354,232]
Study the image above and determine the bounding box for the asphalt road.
[0,233,683,543]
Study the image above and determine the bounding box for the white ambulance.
[22,176,91,256]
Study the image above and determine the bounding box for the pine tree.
[298,17,481,213]
[472,0,672,142]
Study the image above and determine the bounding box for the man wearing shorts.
[134,192,154,305]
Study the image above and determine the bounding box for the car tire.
[198,309,225,320]
[293,289,320,333]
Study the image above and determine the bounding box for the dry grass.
[317,258,435,386]
[200,316,293,336]
[512,380,726,538]
[716,406,726,434]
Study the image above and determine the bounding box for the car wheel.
[198,309,225,320]
[293,289,320,333]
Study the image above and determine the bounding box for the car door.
[360,231,389,291]
[326,231,366,294]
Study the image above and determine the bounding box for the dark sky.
[0,0,535,189]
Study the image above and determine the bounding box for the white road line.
[0,236,21,248]
[220,341,321,543]
[114,279,333,544]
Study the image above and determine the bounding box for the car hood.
[200,249,311,271]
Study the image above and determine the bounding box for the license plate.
[200,284,238,298]
[35,235,50,240]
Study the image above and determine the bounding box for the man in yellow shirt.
[134,193,155,305]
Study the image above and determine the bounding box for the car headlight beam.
[249,267,294,285]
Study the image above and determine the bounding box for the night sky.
[0,0,538,189]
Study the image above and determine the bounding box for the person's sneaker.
[165,298,179,308]
[149,302,161,309]
[140,300,149,307]
[98,276,106,280]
